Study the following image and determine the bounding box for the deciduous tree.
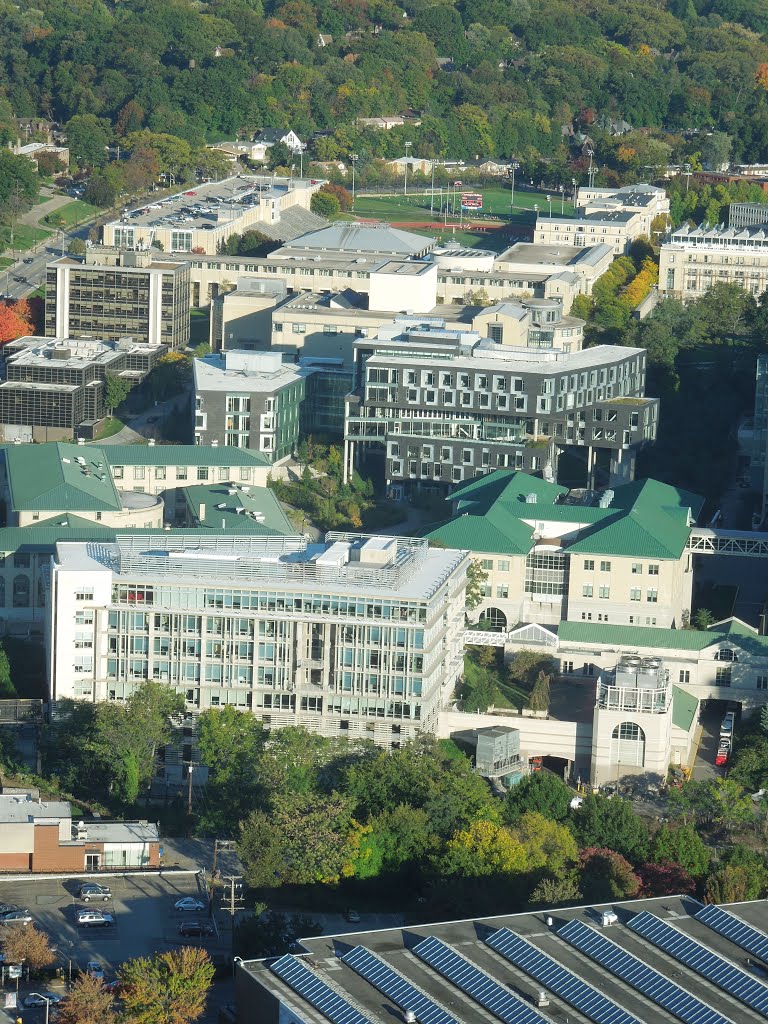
[504,771,572,823]
[104,372,132,415]
[572,794,649,863]
[579,847,641,901]
[56,975,115,1024]
[119,947,214,1024]
[2,923,55,971]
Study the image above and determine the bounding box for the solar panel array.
[696,904,768,965]
[412,935,552,1024]
[557,919,734,1024]
[486,926,642,1024]
[269,954,374,1024]
[628,910,768,1016]
[341,945,459,1024]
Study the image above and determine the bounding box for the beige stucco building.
[425,471,698,633]
[659,222,768,301]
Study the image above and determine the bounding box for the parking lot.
[0,873,229,985]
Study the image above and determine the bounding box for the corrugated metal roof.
[672,686,699,732]
[101,445,270,467]
[557,621,720,650]
[424,514,533,555]
[5,443,122,512]
[182,483,293,535]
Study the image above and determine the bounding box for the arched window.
[12,575,30,608]
[715,647,738,662]
[611,721,646,767]
[482,607,507,632]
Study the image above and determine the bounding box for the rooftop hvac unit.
[216,503,227,509]
[404,1013,417,1024]
[598,489,614,508]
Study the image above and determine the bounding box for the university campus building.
[45,250,191,349]
[46,533,469,748]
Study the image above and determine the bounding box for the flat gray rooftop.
[105,175,311,233]
[240,896,768,1024]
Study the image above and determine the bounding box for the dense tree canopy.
[3,0,768,186]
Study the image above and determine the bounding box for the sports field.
[351,186,574,250]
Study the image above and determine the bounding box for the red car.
[715,744,730,767]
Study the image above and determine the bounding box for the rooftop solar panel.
[628,911,768,1016]
[486,927,642,1024]
[557,918,734,1024]
[412,935,552,1024]
[696,904,768,965]
[269,954,374,1024]
[341,945,459,1024]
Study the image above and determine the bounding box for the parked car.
[178,921,214,937]
[2,910,32,924]
[344,908,361,924]
[86,961,105,980]
[24,994,62,1008]
[22,257,33,264]
[715,742,730,767]
[0,905,18,916]
[79,883,112,902]
[174,897,207,912]
[77,909,114,928]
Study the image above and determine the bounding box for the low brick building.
[0,794,160,873]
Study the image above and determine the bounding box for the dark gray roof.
[237,896,768,1024]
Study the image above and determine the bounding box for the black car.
[0,905,18,916]
[178,921,214,937]
[22,257,33,264]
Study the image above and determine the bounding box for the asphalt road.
[1,226,89,303]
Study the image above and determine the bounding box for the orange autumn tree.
[0,299,34,344]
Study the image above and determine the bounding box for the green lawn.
[0,224,52,254]
[352,186,573,224]
[190,308,210,346]
[0,257,12,269]
[92,416,126,441]
[43,200,100,228]
[350,186,572,251]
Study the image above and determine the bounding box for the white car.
[24,994,62,1008]
[77,909,114,928]
[86,961,105,980]
[174,897,207,912]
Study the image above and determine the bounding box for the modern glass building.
[47,532,469,748]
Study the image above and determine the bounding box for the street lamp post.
[350,153,358,205]
[546,195,552,218]
[187,764,193,815]
[27,994,51,1024]
[403,141,412,197]
[559,184,565,215]
[510,160,520,216]
[684,162,691,193]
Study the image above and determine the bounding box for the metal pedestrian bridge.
[687,528,768,556]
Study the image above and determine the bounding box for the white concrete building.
[46,533,469,748]
[659,221,768,300]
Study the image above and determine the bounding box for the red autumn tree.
[0,299,34,344]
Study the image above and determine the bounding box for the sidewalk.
[18,187,71,229]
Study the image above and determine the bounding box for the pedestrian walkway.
[18,187,70,229]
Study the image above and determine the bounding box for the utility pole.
[187,764,194,815]
[403,141,412,197]
[222,874,245,969]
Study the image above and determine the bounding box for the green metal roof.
[557,621,720,651]
[101,444,270,467]
[672,686,699,732]
[4,443,122,512]
[435,472,703,561]
[182,483,293,535]
[451,470,568,513]
[424,514,533,556]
